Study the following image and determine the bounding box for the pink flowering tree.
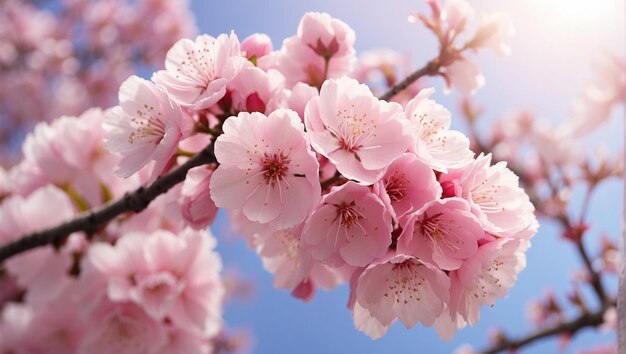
[0,1,622,353]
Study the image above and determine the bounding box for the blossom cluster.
[0,109,225,353]
[0,0,196,161]
[0,1,536,350]
[99,8,532,340]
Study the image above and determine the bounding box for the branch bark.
[378,58,442,101]
[477,303,613,354]
[0,55,445,263]
[0,142,216,262]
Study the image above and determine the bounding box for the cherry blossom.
[449,237,530,326]
[373,153,442,221]
[181,166,218,229]
[443,59,485,96]
[152,33,249,110]
[439,153,536,237]
[241,33,273,62]
[305,77,411,184]
[210,109,321,228]
[87,228,224,336]
[354,253,450,331]
[469,14,515,57]
[78,302,167,354]
[276,12,356,88]
[405,88,474,172]
[103,75,187,180]
[398,198,483,270]
[227,66,285,114]
[301,181,392,267]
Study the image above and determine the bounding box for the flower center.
[421,213,446,240]
[334,202,362,228]
[330,104,377,154]
[386,260,424,304]
[262,152,290,186]
[385,171,407,201]
[129,104,166,145]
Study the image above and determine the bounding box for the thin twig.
[0,142,216,262]
[0,52,448,263]
[478,303,613,354]
[378,58,442,101]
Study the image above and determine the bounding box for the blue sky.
[192,1,625,353]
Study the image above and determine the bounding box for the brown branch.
[0,142,216,263]
[378,58,442,101]
[478,303,613,354]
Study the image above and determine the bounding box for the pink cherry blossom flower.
[22,108,104,184]
[355,253,450,330]
[267,82,318,120]
[156,326,213,354]
[253,224,349,294]
[449,237,529,326]
[210,109,321,229]
[78,302,167,354]
[373,153,442,221]
[103,75,187,180]
[255,225,312,290]
[227,66,284,113]
[276,12,356,88]
[469,13,514,57]
[87,227,224,336]
[301,181,392,267]
[439,153,537,237]
[405,88,474,172]
[352,302,389,340]
[241,33,273,61]
[443,58,485,96]
[152,33,249,110]
[355,49,411,87]
[291,261,355,302]
[0,186,81,306]
[181,166,218,229]
[441,0,476,37]
[0,298,85,354]
[305,77,411,184]
[398,198,483,270]
[410,0,475,44]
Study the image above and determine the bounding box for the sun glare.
[527,0,624,40]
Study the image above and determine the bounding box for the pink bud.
[245,92,266,113]
[241,33,273,61]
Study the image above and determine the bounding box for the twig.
[478,303,613,354]
[378,58,442,101]
[0,142,216,262]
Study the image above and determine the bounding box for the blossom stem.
[320,172,344,189]
[0,142,217,263]
[176,148,195,158]
[378,58,442,101]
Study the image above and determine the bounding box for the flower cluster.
[0,0,196,161]
[0,111,226,353]
[0,2,536,350]
[63,8,534,340]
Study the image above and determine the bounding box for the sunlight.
[526,0,623,40]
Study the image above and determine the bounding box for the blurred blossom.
[526,290,562,327]
[561,52,625,138]
[409,0,514,96]
[0,0,196,162]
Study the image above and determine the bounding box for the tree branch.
[0,142,216,263]
[0,53,448,263]
[478,303,613,354]
[378,58,442,101]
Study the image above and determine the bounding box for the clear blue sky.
[192,1,625,353]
